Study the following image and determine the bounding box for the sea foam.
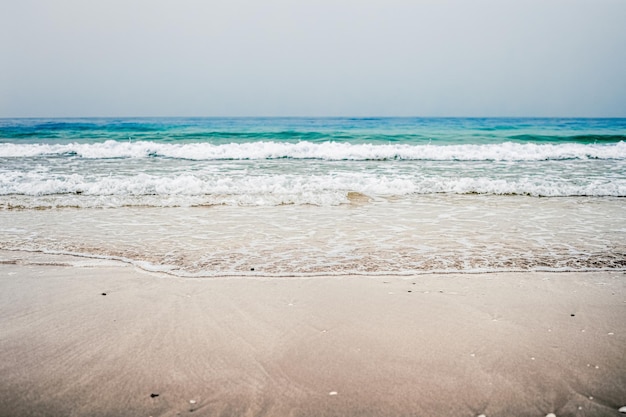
[1,170,624,208]
[1,140,625,161]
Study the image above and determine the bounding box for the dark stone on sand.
[101,293,107,296]
[150,393,159,398]
[571,314,575,317]
[250,268,255,271]
[408,290,412,293]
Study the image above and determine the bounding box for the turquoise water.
[0,118,624,275]
[1,117,625,144]
[1,117,625,207]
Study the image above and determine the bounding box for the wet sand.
[1,252,625,417]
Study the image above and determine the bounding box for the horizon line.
[2,115,626,120]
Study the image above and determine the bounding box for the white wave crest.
[1,171,624,208]
[1,140,625,160]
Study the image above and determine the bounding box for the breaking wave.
[1,172,624,209]
[1,140,625,161]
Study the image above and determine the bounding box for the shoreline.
[1,253,625,416]
[2,248,625,279]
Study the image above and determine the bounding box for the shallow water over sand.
[1,195,624,276]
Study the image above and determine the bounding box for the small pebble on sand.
[189,400,196,404]
[546,413,556,417]
[618,405,626,413]
[329,391,338,396]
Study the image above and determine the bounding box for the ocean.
[1,117,625,276]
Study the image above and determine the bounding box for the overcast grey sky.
[1,0,625,117]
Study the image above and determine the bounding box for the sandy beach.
[0,251,624,417]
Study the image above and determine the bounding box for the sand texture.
[1,253,625,417]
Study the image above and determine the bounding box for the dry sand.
[1,251,625,417]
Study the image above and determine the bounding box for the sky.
[1,0,625,117]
